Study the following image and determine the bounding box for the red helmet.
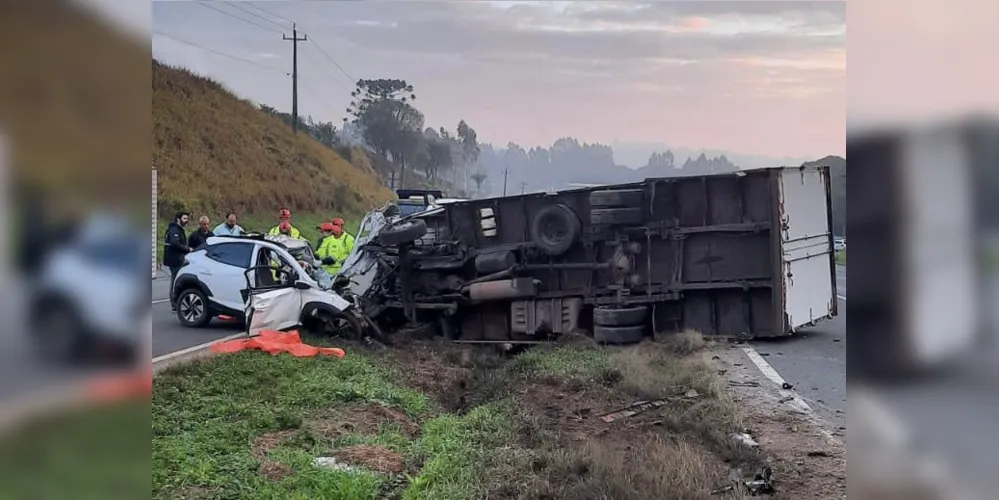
[331,217,345,227]
[278,208,291,219]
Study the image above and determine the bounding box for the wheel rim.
[541,214,567,245]
[180,293,205,323]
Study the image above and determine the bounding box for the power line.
[154,30,289,75]
[241,1,295,28]
[194,1,283,35]
[306,37,355,86]
[222,1,290,32]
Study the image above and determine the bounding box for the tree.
[456,120,480,192]
[471,171,488,197]
[344,79,425,186]
[345,79,416,121]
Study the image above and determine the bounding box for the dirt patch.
[307,403,420,439]
[250,429,298,481]
[378,340,478,410]
[331,444,406,474]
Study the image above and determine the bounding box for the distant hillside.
[803,155,846,236]
[153,60,393,218]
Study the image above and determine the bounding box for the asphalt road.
[152,269,242,358]
[748,265,847,430]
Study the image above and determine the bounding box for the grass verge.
[835,249,846,265]
[149,332,764,499]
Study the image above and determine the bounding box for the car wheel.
[31,300,88,364]
[530,204,581,256]
[593,306,648,327]
[379,219,429,246]
[176,288,212,327]
[593,324,646,344]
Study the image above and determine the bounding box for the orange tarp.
[210,330,346,358]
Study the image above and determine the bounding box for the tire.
[530,204,581,256]
[593,325,647,344]
[176,288,212,327]
[31,299,88,364]
[593,306,648,327]
[590,207,643,225]
[312,310,366,341]
[590,189,644,207]
[379,219,428,246]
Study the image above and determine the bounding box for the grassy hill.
[153,60,393,220]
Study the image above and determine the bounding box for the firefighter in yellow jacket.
[268,208,302,239]
[316,219,355,275]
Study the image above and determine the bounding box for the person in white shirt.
[213,212,245,236]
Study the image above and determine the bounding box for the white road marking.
[151,332,248,365]
[740,346,840,444]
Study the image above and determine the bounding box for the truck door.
[778,166,837,331]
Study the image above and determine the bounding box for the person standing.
[163,211,192,311]
[268,208,301,238]
[314,222,338,275]
[321,220,356,275]
[188,216,214,249]
[213,212,244,236]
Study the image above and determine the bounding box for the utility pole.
[502,167,509,196]
[283,23,307,134]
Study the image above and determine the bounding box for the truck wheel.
[593,325,646,344]
[590,189,644,207]
[176,288,212,327]
[379,219,428,246]
[593,306,648,327]
[530,204,581,256]
[591,207,642,225]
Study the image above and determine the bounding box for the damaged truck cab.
[340,165,839,344]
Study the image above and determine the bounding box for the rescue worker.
[320,219,356,275]
[268,208,301,239]
[314,222,339,275]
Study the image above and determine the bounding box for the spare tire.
[530,204,580,256]
[593,306,648,327]
[591,207,643,225]
[379,219,428,246]
[590,189,644,208]
[593,325,646,344]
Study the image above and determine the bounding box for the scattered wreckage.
[246,166,839,344]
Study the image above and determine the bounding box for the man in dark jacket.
[163,211,192,311]
[187,215,214,250]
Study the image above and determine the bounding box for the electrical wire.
[242,1,295,27]
[194,1,284,35]
[154,30,289,75]
[222,1,291,32]
[306,37,356,86]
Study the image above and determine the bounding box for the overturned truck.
[338,165,839,343]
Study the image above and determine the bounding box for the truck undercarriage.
[337,166,839,344]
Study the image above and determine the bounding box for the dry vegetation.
[152,60,394,218]
[0,0,150,195]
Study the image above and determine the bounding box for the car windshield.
[287,245,313,262]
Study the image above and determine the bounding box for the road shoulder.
[713,345,846,499]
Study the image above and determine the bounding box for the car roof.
[205,234,307,251]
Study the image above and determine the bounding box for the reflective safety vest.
[268,224,302,239]
[316,232,355,275]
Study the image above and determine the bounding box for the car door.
[202,242,254,312]
[243,248,305,335]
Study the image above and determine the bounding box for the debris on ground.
[715,466,775,496]
[730,380,761,387]
[312,456,361,473]
[598,400,666,422]
[731,432,760,448]
[210,330,346,358]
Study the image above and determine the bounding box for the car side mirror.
[294,280,311,291]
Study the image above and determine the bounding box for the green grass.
[153,348,429,499]
[156,211,364,266]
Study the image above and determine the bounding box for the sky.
[148,0,845,162]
